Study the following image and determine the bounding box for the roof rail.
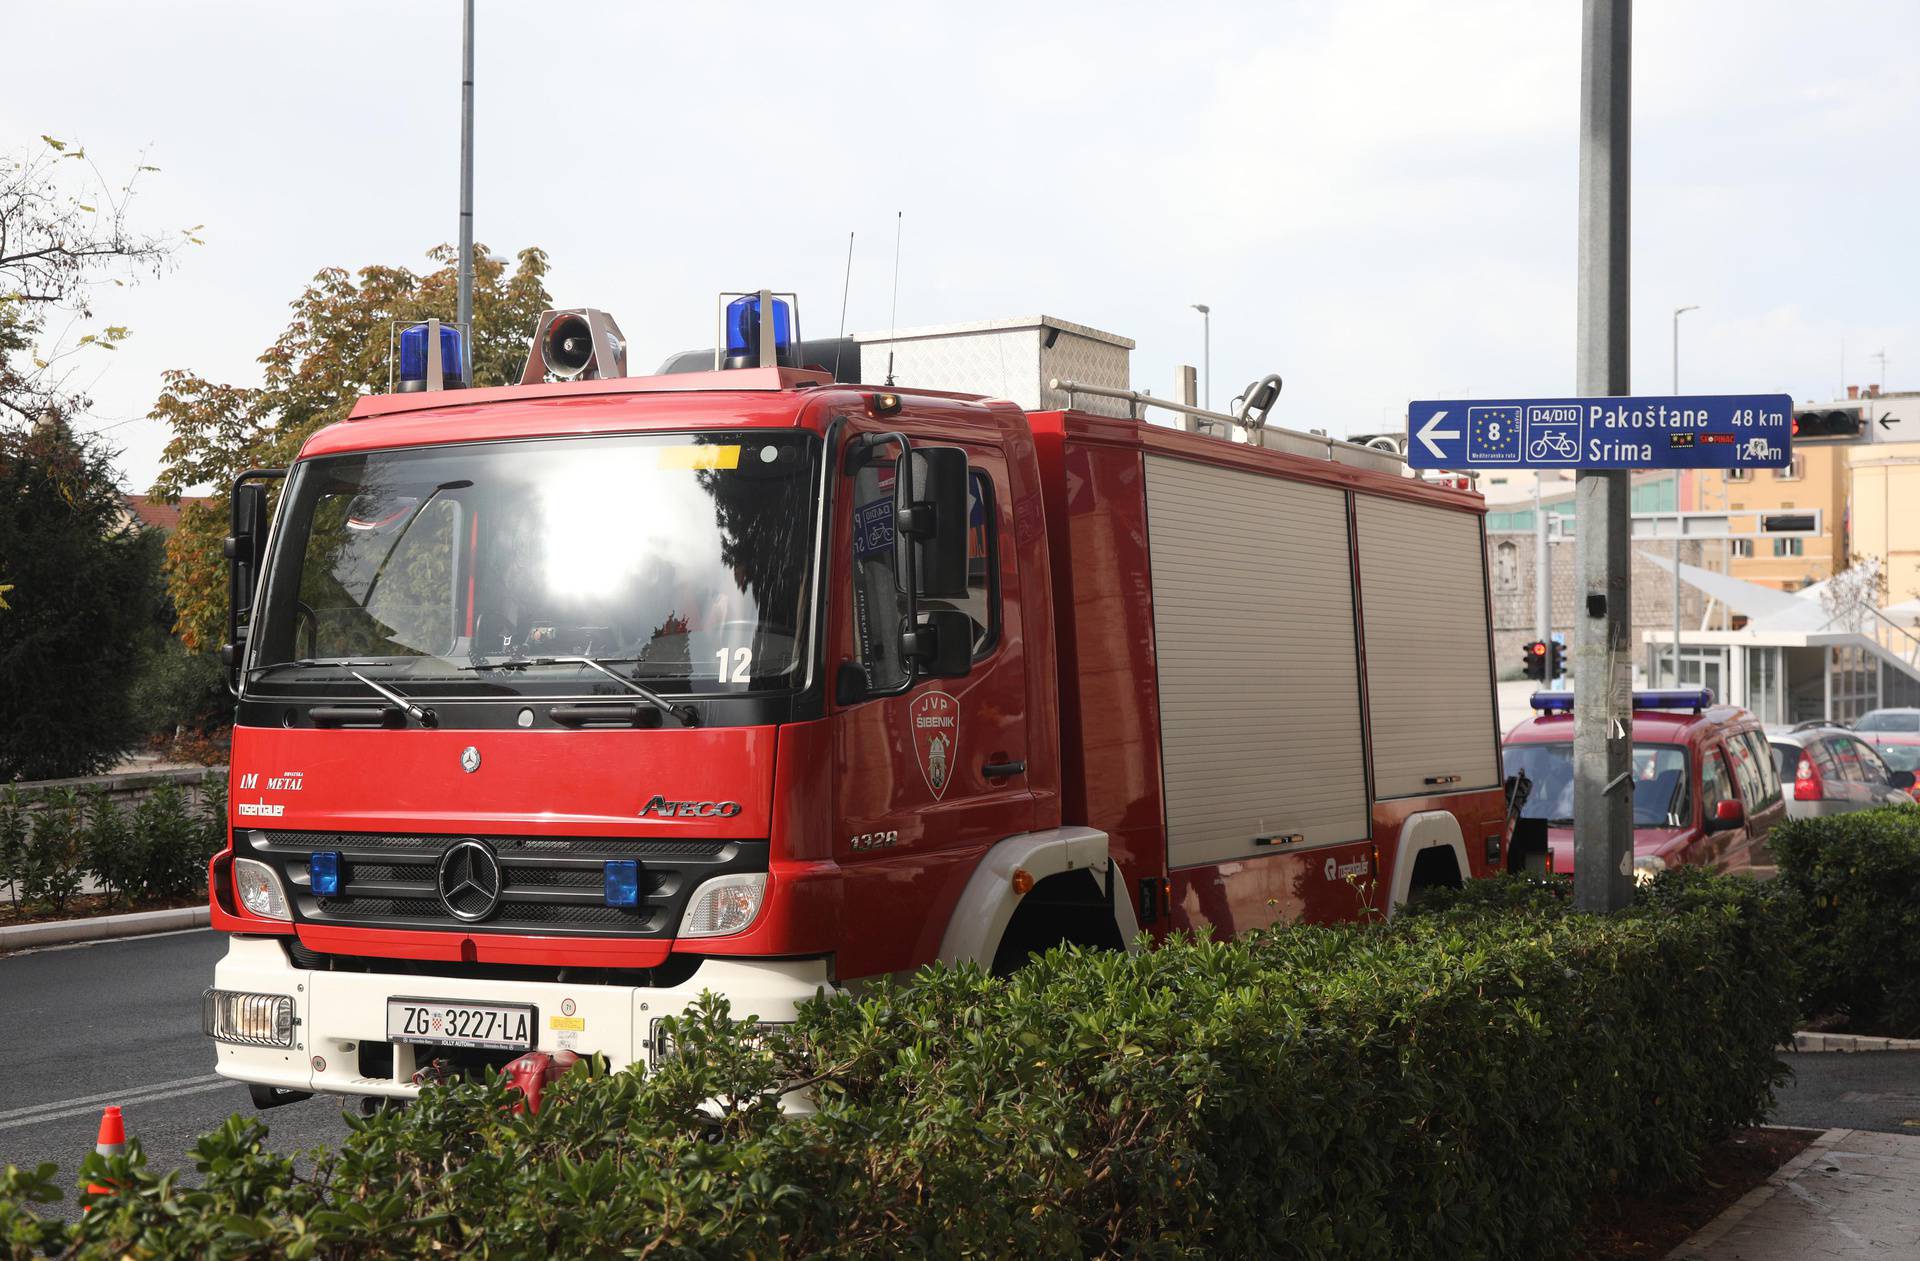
[1047,377,1405,475]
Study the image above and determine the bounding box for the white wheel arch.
[1384,809,1471,916]
[937,826,1139,968]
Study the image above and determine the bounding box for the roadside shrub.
[3,874,1794,1260]
[1770,805,1920,1037]
[79,790,140,908]
[21,787,85,914]
[0,785,27,910]
[133,781,213,901]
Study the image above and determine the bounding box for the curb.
[0,905,210,951]
[1665,1126,1850,1258]
[1789,1030,1920,1053]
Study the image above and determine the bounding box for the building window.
[1773,537,1804,558]
[1727,467,1752,483]
[1729,538,1753,558]
[1773,455,1805,481]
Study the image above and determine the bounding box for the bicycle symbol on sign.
[1528,430,1578,461]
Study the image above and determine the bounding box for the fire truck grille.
[244,831,763,938]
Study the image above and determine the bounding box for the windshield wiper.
[462,655,698,727]
[246,659,437,727]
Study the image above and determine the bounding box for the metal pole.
[456,0,475,361]
[1535,478,1551,645]
[1191,304,1211,410]
[1573,0,1634,914]
[1669,306,1695,690]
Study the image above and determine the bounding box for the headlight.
[233,857,291,920]
[648,1017,790,1064]
[677,872,767,938]
[203,988,296,1047]
[1632,855,1668,885]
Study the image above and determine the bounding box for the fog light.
[202,988,296,1048]
[309,851,342,896]
[604,860,639,907]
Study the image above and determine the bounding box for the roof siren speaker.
[519,308,628,384]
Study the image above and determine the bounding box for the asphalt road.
[1773,1050,1920,1134]
[0,928,350,1221]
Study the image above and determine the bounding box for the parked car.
[1852,707,1920,758]
[1767,723,1917,820]
[1503,689,1786,881]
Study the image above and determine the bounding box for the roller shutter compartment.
[1354,496,1499,799]
[1144,455,1370,867]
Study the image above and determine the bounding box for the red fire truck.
[203,297,1508,1107]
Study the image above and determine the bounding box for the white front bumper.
[209,934,834,1099]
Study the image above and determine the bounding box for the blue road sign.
[1405,394,1793,470]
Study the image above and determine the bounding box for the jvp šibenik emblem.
[910,691,960,800]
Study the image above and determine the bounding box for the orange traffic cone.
[84,1105,126,1205]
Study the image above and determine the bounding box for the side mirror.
[901,609,973,679]
[1893,769,1916,791]
[224,472,283,691]
[894,446,970,600]
[1707,798,1744,831]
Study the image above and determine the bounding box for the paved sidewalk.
[1669,1127,1920,1259]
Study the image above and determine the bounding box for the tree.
[0,415,165,779]
[2,136,192,608]
[150,244,551,650]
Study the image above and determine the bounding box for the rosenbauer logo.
[910,691,960,800]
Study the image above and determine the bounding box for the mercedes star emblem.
[436,839,502,922]
[460,746,481,774]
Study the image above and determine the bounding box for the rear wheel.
[989,869,1124,977]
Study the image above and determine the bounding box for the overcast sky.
[6,1,1916,491]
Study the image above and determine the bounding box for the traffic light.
[1521,640,1549,682]
[1792,408,1862,441]
[1547,638,1567,680]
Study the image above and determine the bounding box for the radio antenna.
[885,210,902,386]
[832,231,854,382]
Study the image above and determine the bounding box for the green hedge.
[1,873,1794,1260]
[1770,805,1920,1038]
[0,778,225,916]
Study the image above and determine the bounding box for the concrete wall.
[5,766,224,813]
[1486,533,1709,671]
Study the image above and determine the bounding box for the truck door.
[830,430,1034,979]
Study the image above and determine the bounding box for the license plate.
[386,998,536,1050]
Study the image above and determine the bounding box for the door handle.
[982,759,1026,780]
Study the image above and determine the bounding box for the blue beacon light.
[1528,689,1715,714]
[397,321,467,392]
[309,850,343,896]
[723,294,794,368]
[604,860,640,908]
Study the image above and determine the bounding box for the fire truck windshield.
[248,431,819,698]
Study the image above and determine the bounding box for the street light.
[1190,304,1210,410]
[1672,304,1698,393]
[1670,304,1699,686]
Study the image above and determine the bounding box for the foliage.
[0,417,168,779]
[1770,805,1920,1037]
[150,244,552,651]
[1,874,1795,1259]
[0,136,190,430]
[129,641,228,740]
[0,775,222,914]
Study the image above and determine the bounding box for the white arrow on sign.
[1415,410,1459,460]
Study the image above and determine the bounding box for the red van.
[1502,690,1786,881]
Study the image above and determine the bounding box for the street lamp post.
[1190,304,1210,410]
[1671,304,1698,685]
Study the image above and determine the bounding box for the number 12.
[715,647,753,683]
